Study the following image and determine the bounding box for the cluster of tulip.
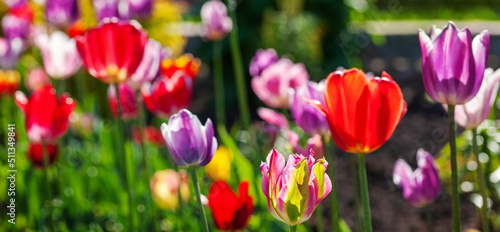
[1,0,499,230]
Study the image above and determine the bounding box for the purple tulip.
[249,48,279,77]
[419,22,489,105]
[93,0,120,21]
[34,31,82,79]
[288,131,323,159]
[200,0,232,41]
[0,38,24,69]
[127,0,152,19]
[127,39,161,89]
[46,0,79,28]
[251,58,309,108]
[393,149,441,208]
[289,81,329,136]
[454,68,500,129]
[161,109,217,168]
[2,14,30,40]
[2,0,26,8]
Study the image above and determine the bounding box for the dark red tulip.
[132,126,165,147]
[27,142,59,168]
[208,181,253,231]
[141,70,193,118]
[75,19,148,83]
[15,85,76,142]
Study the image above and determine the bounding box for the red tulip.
[208,181,253,231]
[0,69,20,96]
[107,82,137,120]
[132,126,165,147]
[141,70,193,118]
[160,54,201,79]
[27,142,59,168]
[75,19,148,83]
[15,85,76,142]
[312,68,406,154]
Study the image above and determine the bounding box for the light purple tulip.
[200,0,232,41]
[249,48,279,77]
[419,22,489,105]
[257,107,289,131]
[127,0,152,19]
[454,68,500,129]
[34,31,82,79]
[393,149,441,208]
[161,109,218,168]
[251,58,309,108]
[260,148,332,225]
[2,0,26,8]
[93,0,120,21]
[127,39,161,89]
[46,0,79,28]
[289,81,329,136]
[288,131,323,159]
[2,14,30,40]
[0,38,24,69]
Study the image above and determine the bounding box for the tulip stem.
[426,205,433,232]
[41,143,54,231]
[322,137,340,232]
[447,104,461,232]
[137,96,159,232]
[357,153,372,232]
[352,156,363,231]
[189,167,210,232]
[472,128,489,232]
[290,225,297,232]
[115,83,135,231]
[226,0,251,130]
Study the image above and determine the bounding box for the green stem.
[322,137,340,232]
[226,0,251,129]
[426,205,433,232]
[189,167,210,232]
[315,204,324,231]
[41,143,54,231]
[357,153,372,232]
[137,95,159,232]
[472,128,489,232]
[447,104,461,232]
[115,83,135,231]
[290,225,297,232]
[352,156,363,232]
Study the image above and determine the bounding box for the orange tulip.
[312,68,407,154]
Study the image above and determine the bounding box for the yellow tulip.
[205,146,233,181]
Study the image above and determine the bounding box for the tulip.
[311,68,406,154]
[393,149,440,208]
[419,22,489,105]
[127,39,161,89]
[150,169,190,210]
[92,0,120,21]
[205,146,233,181]
[132,126,165,147]
[2,14,30,40]
[160,54,201,80]
[127,0,152,19]
[45,0,79,28]
[8,3,34,23]
[25,68,51,91]
[75,19,148,83]
[257,107,289,131]
[0,38,24,69]
[208,181,254,231]
[289,80,329,136]
[0,69,20,96]
[260,148,332,226]
[141,71,194,118]
[15,85,77,142]
[288,131,323,159]
[27,142,59,168]
[249,48,279,77]
[251,58,309,108]
[200,0,232,41]
[67,21,87,38]
[2,0,26,8]
[35,31,82,79]
[107,82,137,120]
[161,109,217,168]
[453,68,500,129]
